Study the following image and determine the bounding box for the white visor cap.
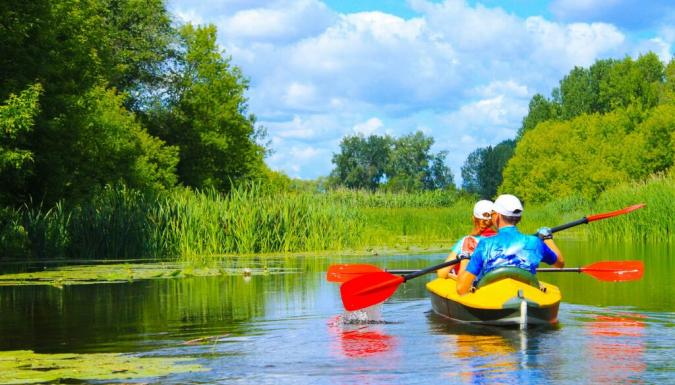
[493,194,523,217]
[473,200,494,220]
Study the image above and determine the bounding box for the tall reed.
[2,173,670,263]
[588,172,674,242]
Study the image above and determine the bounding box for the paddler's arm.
[537,227,564,268]
[456,271,476,295]
[545,239,564,268]
[437,251,458,278]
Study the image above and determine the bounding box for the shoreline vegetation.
[1,172,672,265]
[2,1,673,269]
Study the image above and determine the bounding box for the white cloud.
[352,118,384,135]
[217,0,336,43]
[473,81,530,99]
[284,82,318,108]
[172,8,204,25]
[525,17,625,70]
[168,0,672,182]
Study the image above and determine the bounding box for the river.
[0,240,672,384]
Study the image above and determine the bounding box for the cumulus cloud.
[353,118,384,136]
[216,0,336,44]
[167,0,672,182]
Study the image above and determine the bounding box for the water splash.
[341,304,386,324]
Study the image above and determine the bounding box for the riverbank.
[1,173,672,264]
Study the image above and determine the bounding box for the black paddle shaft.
[549,217,589,233]
[402,255,469,282]
[389,267,585,274]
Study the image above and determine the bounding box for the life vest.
[450,228,496,274]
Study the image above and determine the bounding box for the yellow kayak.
[426,268,561,326]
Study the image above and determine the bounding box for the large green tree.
[0,0,179,204]
[518,54,664,139]
[501,105,674,203]
[144,24,266,192]
[385,131,453,191]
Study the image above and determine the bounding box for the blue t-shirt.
[465,226,558,283]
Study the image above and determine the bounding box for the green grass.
[1,173,671,264]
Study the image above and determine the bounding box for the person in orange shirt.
[437,200,496,278]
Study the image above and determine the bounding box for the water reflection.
[0,273,303,353]
[585,313,646,384]
[326,310,400,385]
[431,315,550,385]
[327,308,398,359]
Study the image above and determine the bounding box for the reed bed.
[587,172,674,242]
[1,174,671,263]
[324,188,462,208]
[1,184,364,263]
[358,200,474,250]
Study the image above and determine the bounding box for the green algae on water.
[0,350,207,384]
[0,263,287,287]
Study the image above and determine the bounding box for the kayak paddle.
[537,260,644,282]
[340,256,467,311]
[327,264,383,283]
[331,260,644,284]
[548,203,645,233]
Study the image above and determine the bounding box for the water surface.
[0,240,672,384]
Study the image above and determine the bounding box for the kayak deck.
[426,277,561,326]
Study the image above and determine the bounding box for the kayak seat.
[476,267,540,289]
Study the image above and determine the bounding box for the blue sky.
[167,0,674,184]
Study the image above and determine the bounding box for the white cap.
[473,200,493,220]
[493,194,523,217]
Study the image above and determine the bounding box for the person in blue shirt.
[437,200,496,278]
[456,194,564,295]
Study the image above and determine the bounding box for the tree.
[0,0,179,204]
[461,140,515,198]
[330,131,454,191]
[661,59,675,104]
[385,132,434,191]
[598,53,664,112]
[501,106,674,203]
[36,86,179,202]
[559,66,594,119]
[145,24,266,192]
[518,94,558,139]
[0,84,42,205]
[330,134,392,190]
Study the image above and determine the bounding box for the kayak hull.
[426,277,561,326]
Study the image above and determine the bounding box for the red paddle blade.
[340,272,405,311]
[581,261,644,281]
[587,203,645,222]
[327,264,383,283]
